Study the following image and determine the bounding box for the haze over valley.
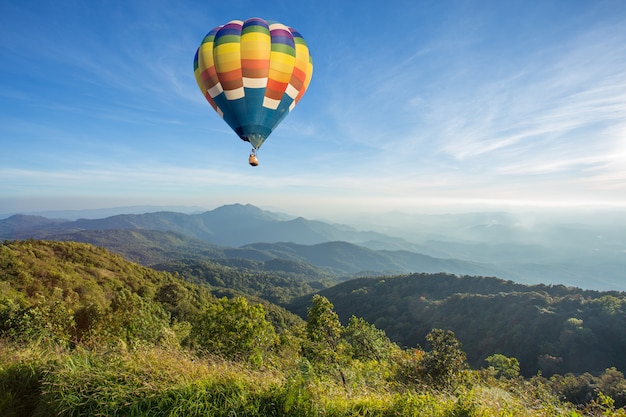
[2,203,625,291]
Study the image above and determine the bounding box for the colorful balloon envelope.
[194,17,313,164]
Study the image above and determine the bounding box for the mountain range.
[1,204,389,246]
[2,203,625,290]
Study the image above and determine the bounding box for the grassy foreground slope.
[0,239,622,416]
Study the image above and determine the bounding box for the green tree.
[344,315,392,362]
[304,295,347,387]
[305,295,343,363]
[597,368,626,409]
[485,353,520,379]
[549,372,596,406]
[105,289,171,345]
[192,296,277,365]
[73,303,103,344]
[0,295,75,346]
[422,329,467,388]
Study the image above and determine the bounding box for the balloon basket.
[249,152,259,166]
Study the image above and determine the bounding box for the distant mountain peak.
[0,214,68,230]
[214,203,264,213]
[205,203,288,222]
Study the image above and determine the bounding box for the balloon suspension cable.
[248,148,259,167]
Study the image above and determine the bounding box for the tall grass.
[2,342,581,417]
[0,339,57,417]
[34,345,284,417]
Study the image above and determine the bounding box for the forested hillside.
[288,274,626,377]
[152,258,332,305]
[2,239,626,416]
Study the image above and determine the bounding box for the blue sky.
[2,0,626,220]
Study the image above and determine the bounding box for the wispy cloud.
[420,21,626,181]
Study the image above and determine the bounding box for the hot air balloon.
[194,17,313,166]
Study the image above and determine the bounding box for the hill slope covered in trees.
[288,273,626,377]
